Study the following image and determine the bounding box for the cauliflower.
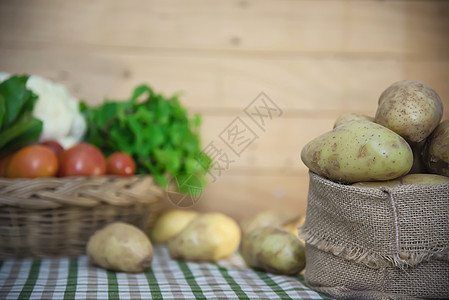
[0,72,9,82]
[0,72,86,148]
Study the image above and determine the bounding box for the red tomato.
[41,140,64,157]
[6,145,59,178]
[59,143,106,177]
[106,152,136,176]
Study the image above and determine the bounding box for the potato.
[352,173,449,188]
[150,209,199,243]
[240,210,298,234]
[374,80,443,143]
[301,120,413,183]
[240,226,306,275]
[283,215,306,239]
[401,173,449,185]
[352,179,402,188]
[409,141,427,174]
[423,119,449,177]
[86,222,153,273]
[333,112,373,129]
[167,212,241,261]
[241,210,305,242]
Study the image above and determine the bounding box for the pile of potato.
[240,210,306,276]
[85,80,447,275]
[86,209,307,276]
[86,210,241,272]
[301,80,449,186]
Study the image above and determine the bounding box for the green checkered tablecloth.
[0,245,329,299]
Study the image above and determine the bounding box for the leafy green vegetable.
[80,85,212,195]
[0,75,43,156]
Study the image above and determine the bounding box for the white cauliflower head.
[0,72,87,148]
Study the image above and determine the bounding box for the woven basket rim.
[0,175,165,209]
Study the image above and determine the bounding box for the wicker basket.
[0,176,165,259]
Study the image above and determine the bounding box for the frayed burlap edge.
[305,285,423,300]
[298,225,388,269]
[298,225,449,270]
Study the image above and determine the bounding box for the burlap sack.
[299,172,449,300]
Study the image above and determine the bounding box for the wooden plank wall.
[1,0,448,222]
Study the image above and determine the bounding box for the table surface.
[0,245,329,299]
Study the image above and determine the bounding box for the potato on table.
[240,226,306,276]
[241,209,305,240]
[150,209,199,243]
[240,210,296,234]
[86,222,153,273]
[167,212,241,261]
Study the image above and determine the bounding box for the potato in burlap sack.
[299,172,449,300]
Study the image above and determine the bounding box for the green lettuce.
[0,75,43,156]
[81,85,212,195]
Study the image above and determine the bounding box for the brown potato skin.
[352,173,449,188]
[150,209,199,243]
[333,112,373,129]
[86,222,153,273]
[423,119,449,177]
[240,210,297,234]
[167,213,241,261]
[375,80,443,143]
[300,120,413,183]
[401,173,449,185]
[240,226,305,276]
[409,141,427,174]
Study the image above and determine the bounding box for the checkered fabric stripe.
[0,246,329,299]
